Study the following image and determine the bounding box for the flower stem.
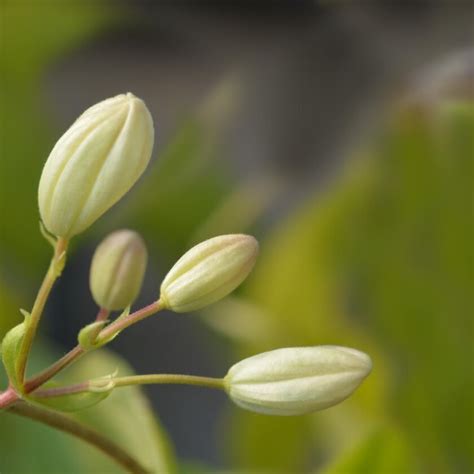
[24,301,163,393]
[24,346,84,393]
[113,374,226,390]
[25,308,109,393]
[98,300,162,341]
[0,386,19,410]
[17,237,69,384]
[33,374,226,399]
[8,402,149,474]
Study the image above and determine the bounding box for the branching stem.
[17,237,69,384]
[0,386,19,410]
[8,402,149,473]
[33,374,226,399]
[24,301,163,393]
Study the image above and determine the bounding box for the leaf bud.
[38,93,154,238]
[224,345,372,416]
[90,229,147,311]
[160,234,258,313]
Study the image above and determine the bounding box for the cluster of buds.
[5,94,372,422]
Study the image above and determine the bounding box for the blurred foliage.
[104,118,231,264]
[319,426,417,474]
[211,101,473,473]
[1,1,473,473]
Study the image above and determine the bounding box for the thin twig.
[17,238,69,383]
[25,302,163,393]
[33,374,226,399]
[9,402,149,474]
[113,374,226,390]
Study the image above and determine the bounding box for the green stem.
[113,374,226,390]
[34,374,226,399]
[88,307,110,341]
[17,238,69,384]
[25,301,163,393]
[8,402,148,474]
[24,346,84,393]
[25,308,109,393]
[98,300,163,341]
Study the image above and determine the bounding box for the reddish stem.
[0,386,19,410]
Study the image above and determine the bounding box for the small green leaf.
[116,305,131,322]
[78,321,109,350]
[29,380,114,412]
[78,306,131,351]
[1,312,31,391]
[71,350,178,473]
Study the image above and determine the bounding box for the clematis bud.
[38,93,154,238]
[224,345,372,416]
[160,234,258,313]
[90,229,148,311]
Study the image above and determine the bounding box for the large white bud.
[38,93,154,238]
[225,345,372,416]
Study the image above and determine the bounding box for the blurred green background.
[0,1,472,473]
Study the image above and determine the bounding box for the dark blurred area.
[1,1,473,473]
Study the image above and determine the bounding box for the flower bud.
[38,93,154,238]
[225,345,372,416]
[90,229,148,311]
[160,234,258,313]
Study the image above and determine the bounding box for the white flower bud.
[160,234,258,313]
[38,93,154,238]
[90,229,148,311]
[225,345,372,416]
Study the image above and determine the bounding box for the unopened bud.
[225,345,372,416]
[160,234,258,313]
[38,93,154,238]
[90,229,148,311]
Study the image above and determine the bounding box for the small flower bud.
[224,345,372,416]
[90,229,148,311]
[160,234,258,313]
[38,93,154,238]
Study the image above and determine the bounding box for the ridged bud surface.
[38,93,154,237]
[225,345,372,416]
[90,229,148,311]
[160,234,258,313]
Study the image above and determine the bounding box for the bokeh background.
[1,1,473,473]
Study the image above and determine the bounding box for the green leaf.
[319,427,418,474]
[79,307,131,350]
[1,312,30,391]
[29,380,114,412]
[228,101,474,472]
[77,321,109,350]
[67,350,177,473]
[1,340,177,473]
